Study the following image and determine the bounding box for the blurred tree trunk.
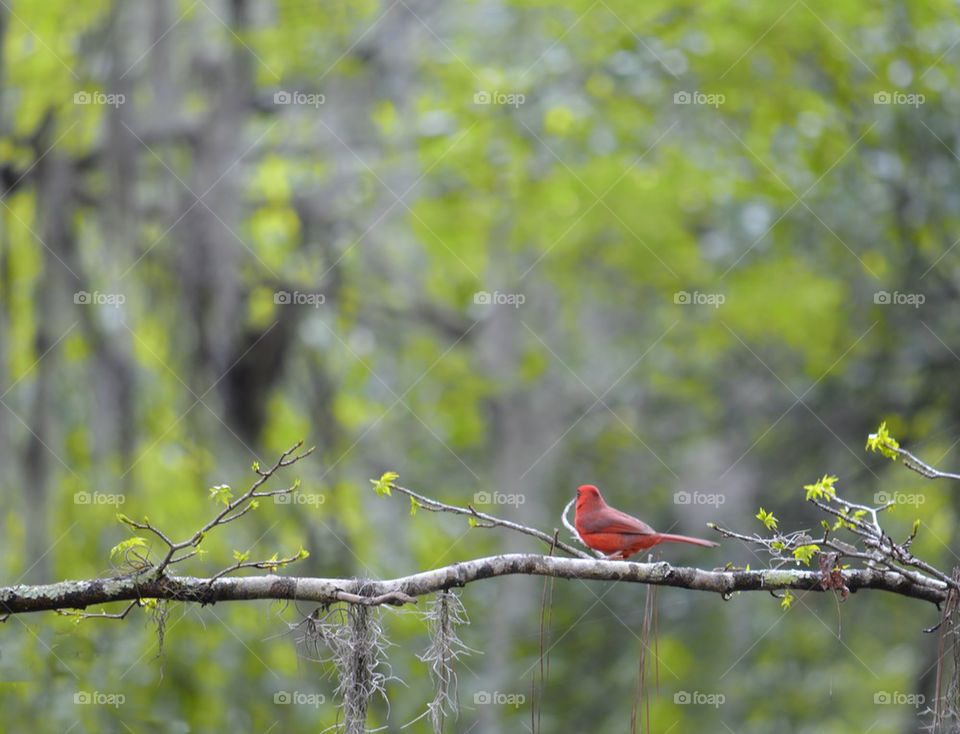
[23,117,75,583]
[0,1,10,540]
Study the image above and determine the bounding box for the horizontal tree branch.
[0,553,948,617]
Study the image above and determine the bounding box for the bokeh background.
[2,1,960,731]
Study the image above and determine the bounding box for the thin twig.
[390,484,592,560]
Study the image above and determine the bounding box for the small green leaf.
[781,591,795,610]
[755,507,778,531]
[233,549,250,563]
[831,507,857,531]
[866,421,900,460]
[410,497,419,516]
[793,544,820,566]
[252,460,261,472]
[804,475,838,502]
[468,517,479,528]
[370,471,399,496]
[297,547,310,560]
[209,484,233,506]
[110,537,147,562]
[116,513,135,527]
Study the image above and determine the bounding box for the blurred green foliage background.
[2,0,960,731]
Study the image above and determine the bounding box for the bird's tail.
[657,533,718,548]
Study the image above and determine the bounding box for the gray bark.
[0,553,947,616]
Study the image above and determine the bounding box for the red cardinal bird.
[574,484,718,559]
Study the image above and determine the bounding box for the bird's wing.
[578,507,656,536]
